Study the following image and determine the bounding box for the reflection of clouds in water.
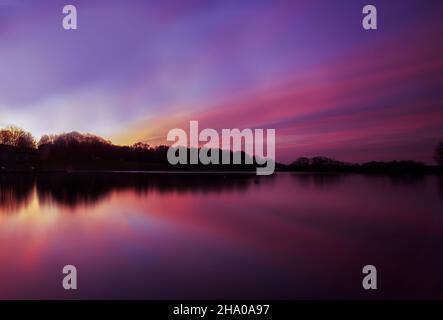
[1,172,443,299]
[0,173,272,212]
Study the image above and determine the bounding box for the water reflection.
[387,174,426,188]
[290,173,344,189]
[439,177,443,200]
[0,173,443,299]
[0,172,268,211]
[0,174,34,213]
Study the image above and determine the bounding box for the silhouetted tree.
[434,140,443,166]
[38,132,111,147]
[3,126,436,174]
[132,142,151,150]
[289,156,351,171]
[0,129,12,145]
[291,157,310,166]
[38,134,51,146]
[0,126,36,149]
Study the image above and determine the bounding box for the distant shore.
[1,136,442,175]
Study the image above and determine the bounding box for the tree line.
[0,126,261,171]
[0,126,442,171]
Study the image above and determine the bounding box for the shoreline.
[0,168,441,175]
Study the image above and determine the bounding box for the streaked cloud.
[1,0,442,163]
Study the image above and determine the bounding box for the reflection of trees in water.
[290,173,344,189]
[291,172,430,190]
[1,172,266,212]
[387,174,425,188]
[0,174,35,213]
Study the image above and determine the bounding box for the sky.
[0,0,442,164]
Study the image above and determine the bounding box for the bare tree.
[132,142,151,150]
[0,129,13,145]
[37,132,112,147]
[38,134,52,147]
[0,126,36,149]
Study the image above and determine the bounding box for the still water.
[0,172,442,299]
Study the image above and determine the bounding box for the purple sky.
[0,0,442,163]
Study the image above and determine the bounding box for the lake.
[0,172,442,299]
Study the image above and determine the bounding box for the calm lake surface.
[1,172,442,299]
